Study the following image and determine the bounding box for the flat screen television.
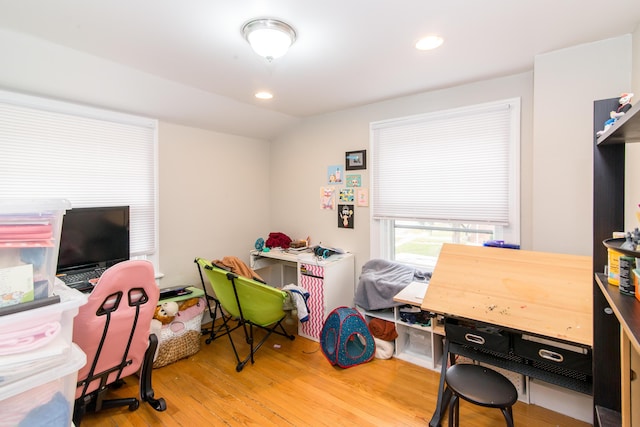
[56,206,130,274]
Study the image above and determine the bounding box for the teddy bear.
[153,300,179,325]
[177,297,199,312]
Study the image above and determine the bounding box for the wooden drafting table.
[421,243,592,426]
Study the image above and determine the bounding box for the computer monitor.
[56,206,130,274]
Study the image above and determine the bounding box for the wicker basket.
[153,297,205,368]
[153,330,201,368]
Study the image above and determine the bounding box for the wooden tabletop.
[421,244,593,347]
[394,281,429,306]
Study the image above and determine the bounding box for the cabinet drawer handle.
[464,333,485,345]
[538,349,564,363]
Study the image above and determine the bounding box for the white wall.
[157,122,271,287]
[0,27,296,140]
[532,35,633,255]
[270,72,534,277]
[271,32,637,275]
[626,27,640,232]
[0,27,275,289]
[1,22,637,287]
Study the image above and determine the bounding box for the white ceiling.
[1,0,639,139]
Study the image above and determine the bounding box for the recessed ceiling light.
[255,91,274,100]
[416,35,444,51]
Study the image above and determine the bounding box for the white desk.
[250,249,301,286]
[250,249,355,341]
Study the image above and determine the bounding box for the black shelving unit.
[593,98,640,426]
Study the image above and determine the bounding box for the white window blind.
[370,98,520,225]
[0,90,158,257]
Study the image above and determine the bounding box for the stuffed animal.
[597,93,634,136]
[154,301,179,325]
[178,297,199,312]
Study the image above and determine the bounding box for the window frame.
[369,98,521,268]
[0,89,160,271]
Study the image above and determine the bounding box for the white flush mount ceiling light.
[416,35,444,51]
[255,91,274,100]
[242,18,297,61]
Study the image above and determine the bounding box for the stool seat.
[445,363,518,427]
[446,363,518,407]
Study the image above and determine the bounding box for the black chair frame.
[195,258,237,343]
[73,289,166,426]
[224,271,295,371]
[195,258,295,372]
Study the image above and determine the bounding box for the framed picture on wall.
[356,188,369,207]
[345,150,366,170]
[327,165,344,184]
[338,204,354,228]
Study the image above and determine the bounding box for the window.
[370,98,520,270]
[0,90,159,267]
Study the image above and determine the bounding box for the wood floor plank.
[78,323,592,427]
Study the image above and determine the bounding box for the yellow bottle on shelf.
[608,248,622,286]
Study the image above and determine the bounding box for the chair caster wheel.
[205,338,212,344]
[129,400,140,411]
[157,398,167,411]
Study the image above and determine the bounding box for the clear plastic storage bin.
[0,281,87,386]
[0,344,85,427]
[0,199,70,303]
[408,328,432,355]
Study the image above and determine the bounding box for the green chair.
[195,257,295,371]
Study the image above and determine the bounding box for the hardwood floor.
[80,322,592,426]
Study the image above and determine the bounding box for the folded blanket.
[2,380,62,427]
[373,337,395,359]
[213,256,264,283]
[0,321,60,355]
[354,259,431,310]
[368,318,398,341]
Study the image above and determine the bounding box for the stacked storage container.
[0,199,70,302]
[0,200,88,426]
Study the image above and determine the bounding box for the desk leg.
[429,338,453,427]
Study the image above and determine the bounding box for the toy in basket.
[151,297,205,368]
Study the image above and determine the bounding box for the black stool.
[445,363,518,427]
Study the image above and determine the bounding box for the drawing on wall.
[356,188,369,207]
[346,174,361,187]
[345,150,366,170]
[320,187,336,210]
[339,188,354,203]
[338,204,354,228]
[327,165,343,184]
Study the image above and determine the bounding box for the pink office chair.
[72,260,166,425]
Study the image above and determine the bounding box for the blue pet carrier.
[320,306,375,368]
